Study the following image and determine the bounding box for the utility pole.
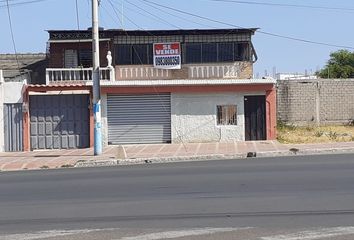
[92,0,102,155]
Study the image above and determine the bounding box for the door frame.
[244,95,266,141]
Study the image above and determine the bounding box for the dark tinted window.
[185,43,202,63]
[202,43,217,63]
[78,49,92,67]
[235,42,250,61]
[115,44,153,65]
[116,44,132,65]
[218,42,234,62]
[132,44,148,65]
[115,41,251,65]
[147,44,153,64]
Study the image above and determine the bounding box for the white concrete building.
[276,73,318,80]
[23,28,277,151]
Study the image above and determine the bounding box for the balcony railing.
[45,62,252,84]
[46,67,113,84]
[115,62,252,80]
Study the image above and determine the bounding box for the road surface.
[1,153,354,239]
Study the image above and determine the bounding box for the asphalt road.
[1,154,354,239]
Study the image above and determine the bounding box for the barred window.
[64,49,92,68]
[184,42,251,64]
[115,44,153,65]
[114,41,251,65]
[217,105,237,125]
[78,49,92,67]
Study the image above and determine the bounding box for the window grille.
[217,105,237,125]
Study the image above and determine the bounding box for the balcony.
[45,62,252,85]
[45,67,113,84]
[115,62,252,81]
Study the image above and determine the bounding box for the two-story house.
[23,28,276,151]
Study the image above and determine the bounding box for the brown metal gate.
[244,95,266,141]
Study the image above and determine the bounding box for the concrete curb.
[74,147,354,168]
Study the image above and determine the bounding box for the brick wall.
[48,41,111,68]
[277,79,354,124]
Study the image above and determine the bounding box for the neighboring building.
[0,54,46,152]
[0,53,47,84]
[22,28,277,151]
[276,73,318,80]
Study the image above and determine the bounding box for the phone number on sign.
[155,56,181,66]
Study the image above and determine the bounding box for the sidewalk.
[1,141,354,171]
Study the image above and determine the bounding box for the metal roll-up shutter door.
[107,93,171,144]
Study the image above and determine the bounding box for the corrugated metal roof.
[0,53,46,80]
[47,28,258,38]
[0,53,46,70]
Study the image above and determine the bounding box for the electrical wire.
[137,0,217,29]
[107,0,124,27]
[124,0,180,29]
[104,0,190,148]
[142,0,354,50]
[208,0,354,12]
[0,0,51,8]
[0,0,27,2]
[109,0,176,29]
[75,0,82,67]
[5,0,21,78]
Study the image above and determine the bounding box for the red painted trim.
[101,84,274,94]
[25,85,93,151]
[26,85,92,92]
[89,90,94,148]
[266,88,277,140]
[24,84,276,148]
[23,89,30,151]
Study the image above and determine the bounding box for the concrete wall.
[0,76,24,152]
[3,81,24,103]
[277,79,354,124]
[0,70,4,152]
[48,41,111,68]
[102,91,268,145]
[172,92,261,143]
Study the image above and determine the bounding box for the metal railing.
[116,62,251,80]
[46,67,112,84]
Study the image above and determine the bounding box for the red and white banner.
[153,42,181,69]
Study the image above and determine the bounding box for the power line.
[0,0,51,9]
[102,3,123,27]
[75,0,82,67]
[108,0,179,29]
[103,0,189,149]
[108,0,160,35]
[124,0,180,29]
[142,0,354,50]
[137,0,217,29]
[208,0,354,12]
[5,0,21,76]
[0,0,24,3]
[107,0,124,28]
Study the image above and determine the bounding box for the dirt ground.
[277,123,354,144]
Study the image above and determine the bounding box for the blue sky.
[1,0,353,76]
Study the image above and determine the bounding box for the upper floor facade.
[45,28,258,84]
